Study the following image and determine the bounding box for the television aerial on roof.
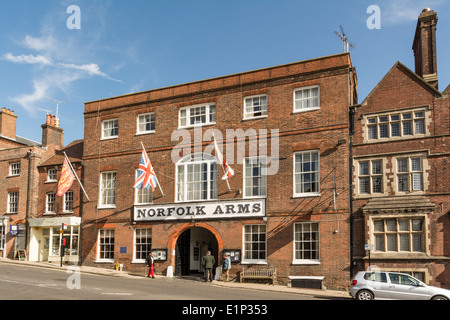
[46,98,68,127]
[335,25,354,53]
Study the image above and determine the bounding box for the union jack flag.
[133,147,158,192]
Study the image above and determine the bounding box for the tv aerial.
[46,98,68,127]
[335,25,354,53]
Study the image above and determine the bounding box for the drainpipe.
[25,149,38,257]
[348,106,357,280]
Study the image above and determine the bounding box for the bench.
[240,268,277,285]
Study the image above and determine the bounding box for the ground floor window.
[243,224,266,263]
[293,222,320,263]
[0,220,6,250]
[373,217,425,253]
[49,226,79,257]
[135,228,152,261]
[98,229,115,261]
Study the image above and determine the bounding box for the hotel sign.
[134,199,266,222]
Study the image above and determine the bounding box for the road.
[0,263,333,301]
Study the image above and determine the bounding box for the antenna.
[335,25,353,53]
[37,108,52,114]
[46,98,68,127]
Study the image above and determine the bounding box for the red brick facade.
[351,9,449,288]
[80,53,357,290]
[1,112,63,260]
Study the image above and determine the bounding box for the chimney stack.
[0,107,18,140]
[412,8,439,89]
[42,113,64,150]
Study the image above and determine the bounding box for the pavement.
[0,257,351,299]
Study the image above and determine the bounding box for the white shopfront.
[28,217,81,264]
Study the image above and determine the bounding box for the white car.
[349,271,450,300]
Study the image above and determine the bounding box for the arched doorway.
[174,226,219,276]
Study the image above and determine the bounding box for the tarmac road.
[0,263,332,301]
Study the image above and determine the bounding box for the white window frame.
[99,171,117,208]
[136,112,156,135]
[293,222,320,265]
[46,192,56,214]
[101,119,119,140]
[176,153,218,203]
[178,104,216,128]
[242,224,267,264]
[133,228,152,263]
[293,150,320,197]
[243,156,267,198]
[97,229,115,262]
[244,95,268,119]
[9,162,21,176]
[293,85,320,113]
[63,191,74,212]
[0,219,6,250]
[7,192,19,214]
[134,169,153,204]
[47,168,57,182]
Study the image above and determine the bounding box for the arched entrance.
[172,225,221,276]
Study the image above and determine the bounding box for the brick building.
[0,111,63,259]
[351,9,450,288]
[27,139,84,264]
[81,52,357,290]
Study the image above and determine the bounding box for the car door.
[364,272,391,299]
[387,273,431,300]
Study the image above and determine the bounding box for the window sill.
[291,193,321,199]
[242,115,268,121]
[292,260,320,265]
[95,259,114,264]
[240,260,267,265]
[178,122,216,130]
[97,205,116,210]
[100,136,118,141]
[292,107,320,114]
[135,131,155,136]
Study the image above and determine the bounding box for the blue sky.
[1,0,449,145]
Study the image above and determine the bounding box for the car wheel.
[356,290,374,300]
[431,295,449,300]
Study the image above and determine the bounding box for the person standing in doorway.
[201,251,215,282]
[222,254,231,282]
[146,252,155,278]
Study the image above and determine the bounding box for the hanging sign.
[10,225,19,236]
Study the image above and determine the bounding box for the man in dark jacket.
[201,251,215,282]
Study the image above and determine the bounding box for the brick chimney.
[0,108,18,140]
[412,8,439,89]
[41,114,64,149]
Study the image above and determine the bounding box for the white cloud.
[2,53,52,65]
[4,32,122,113]
[10,80,49,114]
[57,63,122,82]
[23,35,55,52]
[381,0,445,25]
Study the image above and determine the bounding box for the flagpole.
[63,152,90,202]
[212,133,231,192]
[140,142,164,197]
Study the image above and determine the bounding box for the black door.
[175,229,191,276]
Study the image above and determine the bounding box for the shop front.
[28,217,81,264]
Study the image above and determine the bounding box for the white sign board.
[134,199,266,222]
